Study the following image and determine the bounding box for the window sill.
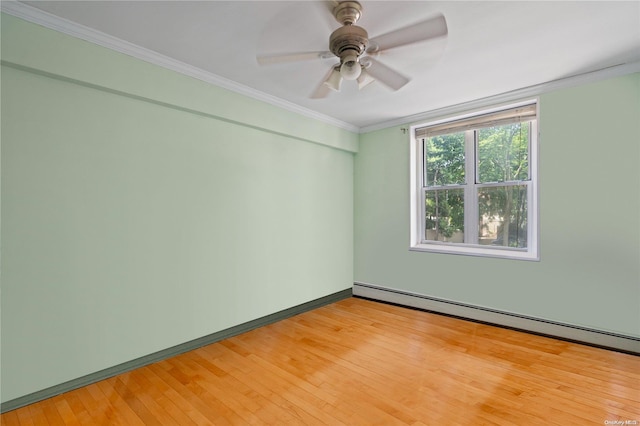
[409,242,539,261]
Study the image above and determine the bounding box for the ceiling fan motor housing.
[329,25,369,63]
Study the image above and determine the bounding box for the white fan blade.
[311,66,340,98]
[257,51,333,65]
[364,57,409,91]
[368,14,447,53]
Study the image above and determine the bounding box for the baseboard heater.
[353,282,639,354]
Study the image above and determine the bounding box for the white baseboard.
[353,282,639,354]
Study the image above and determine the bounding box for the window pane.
[477,122,529,183]
[424,132,465,186]
[425,188,464,242]
[478,185,528,248]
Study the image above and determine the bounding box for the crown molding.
[360,61,640,133]
[4,1,638,136]
[1,1,360,133]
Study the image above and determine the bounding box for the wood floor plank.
[207,346,344,425]
[146,361,234,425]
[0,409,21,426]
[26,403,49,426]
[129,369,198,426]
[11,405,35,426]
[50,397,80,426]
[136,366,208,426]
[172,355,263,424]
[59,392,92,426]
[2,297,639,425]
[95,377,146,425]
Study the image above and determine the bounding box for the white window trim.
[409,99,540,261]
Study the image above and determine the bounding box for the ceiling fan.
[256,1,448,98]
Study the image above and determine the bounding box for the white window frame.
[409,100,540,261]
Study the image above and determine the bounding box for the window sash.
[423,122,533,189]
[421,181,531,248]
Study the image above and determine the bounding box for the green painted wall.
[1,14,355,402]
[2,9,639,407]
[355,73,640,338]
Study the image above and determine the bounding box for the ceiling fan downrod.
[333,1,362,25]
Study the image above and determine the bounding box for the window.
[410,101,539,260]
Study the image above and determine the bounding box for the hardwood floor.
[2,297,639,425]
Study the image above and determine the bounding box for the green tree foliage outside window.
[425,132,465,186]
[425,132,465,240]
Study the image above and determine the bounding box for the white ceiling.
[13,1,640,130]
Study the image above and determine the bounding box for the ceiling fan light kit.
[339,54,362,80]
[325,67,343,91]
[257,1,448,98]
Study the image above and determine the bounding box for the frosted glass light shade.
[324,68,343,91]
[340,54,361,80]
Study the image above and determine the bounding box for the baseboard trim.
[353,282,639,355]
[0,288,352,413]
